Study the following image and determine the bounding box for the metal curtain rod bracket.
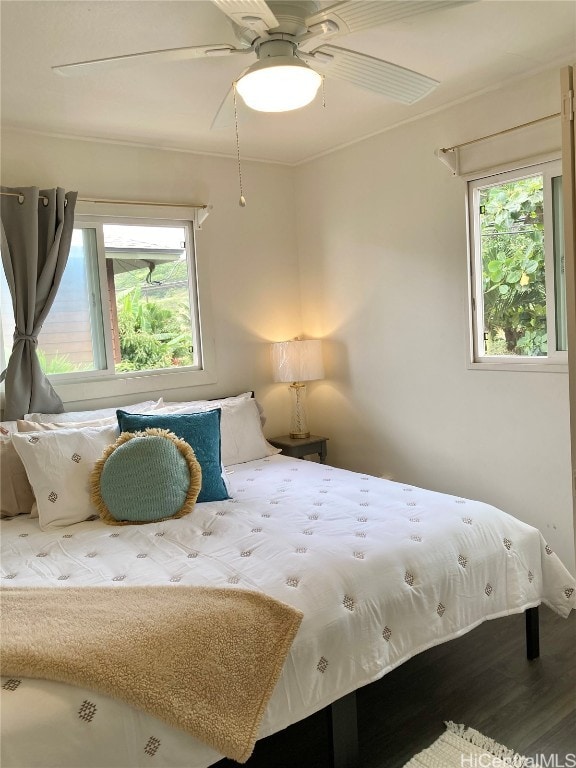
[440,112,560,154]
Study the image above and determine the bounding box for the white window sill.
[468,359,568,373]
[49,366,217,406]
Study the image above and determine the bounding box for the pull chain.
[233,83,246,207]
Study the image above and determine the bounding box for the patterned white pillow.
[11,426,119,530]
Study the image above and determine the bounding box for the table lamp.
[271,339,324,438]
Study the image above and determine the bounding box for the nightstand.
[268,435,328,464]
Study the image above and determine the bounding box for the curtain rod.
[440,112,560,154]
[0,191,50,203]
[0,191,207,209]
[78,197,208,209]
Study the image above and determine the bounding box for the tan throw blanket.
[0,586,303,763]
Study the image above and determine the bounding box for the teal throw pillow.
[91,428,202,525]
[116,408,229,503]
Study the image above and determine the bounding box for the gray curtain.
[1,186,78,419]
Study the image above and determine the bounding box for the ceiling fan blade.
[310,45,439,105]
[305,1,475,36]
[53,44,247,76]
[211,0,278,33]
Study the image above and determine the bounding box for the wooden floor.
[216,607,576,768]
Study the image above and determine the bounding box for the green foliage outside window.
[37,348,89,375]
[113,256,194,372]
[116,286,194,372]
[480,176,546,356]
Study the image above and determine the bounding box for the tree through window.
[468,160,566,367]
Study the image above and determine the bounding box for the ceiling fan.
[53,0,475,118]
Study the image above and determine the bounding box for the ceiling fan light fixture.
[236,56,322,113]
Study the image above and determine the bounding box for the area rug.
[403,722,540,767]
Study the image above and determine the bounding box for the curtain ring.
[18,194,24,204]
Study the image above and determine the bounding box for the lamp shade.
[236,57,322,112]
[271,339,324,383]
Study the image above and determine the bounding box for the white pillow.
[17,416,118,432]
[161,392,252,411]
[11,425,119,530]
[219,398,279,465]
[163,392,267,426]
[157,396,279,466]
[24,398,163,424]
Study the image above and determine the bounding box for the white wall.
[295,67,575,573]
[0,129,301,438]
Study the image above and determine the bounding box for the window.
[467,159,567,369]
[1,205,215,401]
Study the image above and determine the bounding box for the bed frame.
[327,606,540,768]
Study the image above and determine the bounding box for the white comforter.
[1,455,575,768]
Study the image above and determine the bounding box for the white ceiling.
[1,0,575,165]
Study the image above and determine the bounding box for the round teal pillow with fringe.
[90,428,202,525]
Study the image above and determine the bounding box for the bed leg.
[329,692,359,768]
[525,606,540,660]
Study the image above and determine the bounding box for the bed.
[1,393,575,768]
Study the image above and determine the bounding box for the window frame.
[34,202,216,404]
[466,157,568,373]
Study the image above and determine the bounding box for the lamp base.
[289,382,310,439]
